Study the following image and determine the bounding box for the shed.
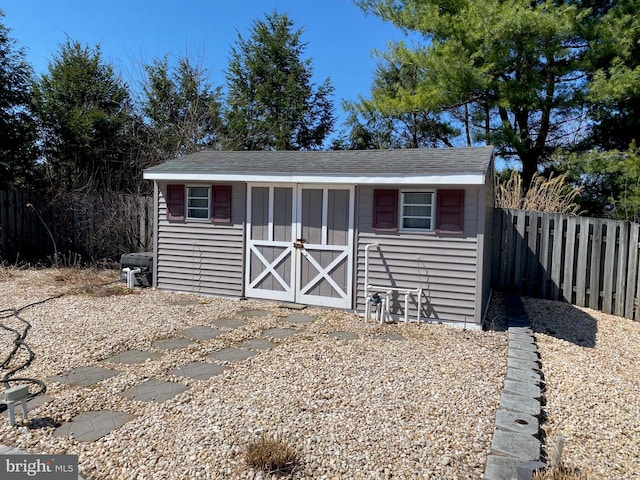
[143,147,494,328]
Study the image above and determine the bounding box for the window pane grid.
[400,191,433,231]
[187,187,210,220]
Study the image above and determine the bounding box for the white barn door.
[245,185,296,302]
[245,184,354,309]
[295,186,354,308]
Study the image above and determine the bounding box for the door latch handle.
[293,238,307,249]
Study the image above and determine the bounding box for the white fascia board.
[143,172,486,185]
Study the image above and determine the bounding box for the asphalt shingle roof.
[143,147,494,178]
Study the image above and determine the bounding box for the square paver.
[328,331,359,340]
[170,362,228,380]
[263,327,297,339]
[209,317,248,329]
[48,366,120,387]
[55,410,135,442]
[284,314,316,324]
[182,326,224,340]
[207,348,258,362]
[103,350,162,364]
[120,379,189,403]
[152,337,195,350]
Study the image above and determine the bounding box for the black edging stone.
[485,293,547,480]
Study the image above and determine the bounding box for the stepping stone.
[103,350,162,364]
[284,314,316,324]
[49,366,120,387]
[55,410,135,442]
[209,317,247,329]
[238,309,271,317]
[152,338,195,350]
[263,328,297,339]
[374,333,406,341]
[182,326,224,340]
[239,338,274,350]
[207,348,257,362]
[120,379,189,403]
[328,331,359,340]
[170,362,228,380]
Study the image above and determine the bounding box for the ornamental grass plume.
[495,170,582,215]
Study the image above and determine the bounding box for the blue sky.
[2,0,412,126]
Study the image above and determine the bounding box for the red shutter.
[436,190,464,233]
[373,189,398,230]
[212,185,232,223]
[166,184,185,221]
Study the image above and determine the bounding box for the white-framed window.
[400,191,434,230]
[187,186,210,219]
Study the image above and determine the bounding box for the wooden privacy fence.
[493,209,640,321]
[0,190,153,263]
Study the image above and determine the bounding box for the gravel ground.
[523,297,640,479]
[0,268,507,479]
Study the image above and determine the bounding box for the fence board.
[575,217,590,307]
[538,213,551,298]
[625,225,639,319]
[526,212,539,296]
[602,220,617,314]
[514,210,526,291]
[550,214,564,300]
[615,222,629,317]
[589,219,603,310]
[563,218,577,304]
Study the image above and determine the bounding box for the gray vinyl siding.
[356,185,481,324]
[155,181,245,296]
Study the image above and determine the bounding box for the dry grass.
[533,463,593,480]
[244,436,300,475]
[495,170,582,214]
[0,266,133,298]
[0,264,15,282]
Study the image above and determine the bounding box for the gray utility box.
[119,252,153,287]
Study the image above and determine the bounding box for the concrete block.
[504,379,541,399]
[507,367,542,385]
[499,392,541,417]
[507,356,540,372]
[485,455,520,480]
[508,332,536,343]
[491,430,540,461]
[508,348,539,362]
[495,409,539,436]
[508,326,534,335]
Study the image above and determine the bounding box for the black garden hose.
[0,301,58,408]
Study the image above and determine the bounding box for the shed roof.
[143,147,494,185]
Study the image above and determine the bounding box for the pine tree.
[225,11,335,151]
